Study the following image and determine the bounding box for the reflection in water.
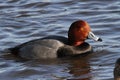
[68,55,92,80]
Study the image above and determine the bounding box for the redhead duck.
[114,58,120,80]
[8,20,102,59]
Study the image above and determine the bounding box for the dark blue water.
[0,0,120,80]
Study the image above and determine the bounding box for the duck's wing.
[8,35,68,56]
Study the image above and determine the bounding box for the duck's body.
[8,20,102,59]
[114,58,120,80]
[9,36,92,59]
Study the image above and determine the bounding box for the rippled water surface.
[0,0,120,80]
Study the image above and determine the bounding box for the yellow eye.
[81,28,84,31]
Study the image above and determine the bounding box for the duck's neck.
[68,40,83,46]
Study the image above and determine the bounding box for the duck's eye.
[80,28,84,31]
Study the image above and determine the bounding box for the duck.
[8,20,102,59]
[114,58,120,80]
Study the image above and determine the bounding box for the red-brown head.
[68,20,102,46]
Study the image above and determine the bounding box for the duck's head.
[68,20,102,46]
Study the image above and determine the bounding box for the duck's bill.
[88,32,102,42]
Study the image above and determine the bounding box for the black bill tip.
[98,38,102,42]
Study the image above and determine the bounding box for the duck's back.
[9,36,67,59]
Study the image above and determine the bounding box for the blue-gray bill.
[88,32,102,42]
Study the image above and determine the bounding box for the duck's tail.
[0,48,13,57]
[2,47,18,56]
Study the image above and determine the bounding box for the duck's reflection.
[1,52,93,80]
[67,55,92,80]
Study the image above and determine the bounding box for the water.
[0,0,120,80]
